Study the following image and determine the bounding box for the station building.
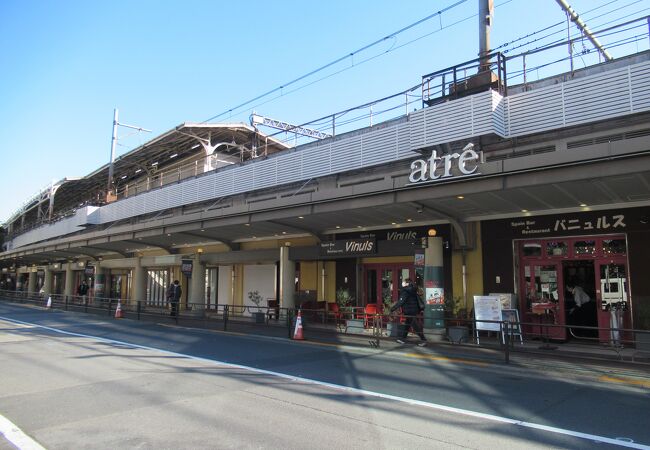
[1,45,650,341]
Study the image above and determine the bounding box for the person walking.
[77,279,89,304]
[170,280,182,317]
[390,278,427,346]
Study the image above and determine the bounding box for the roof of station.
[4,122,289,226]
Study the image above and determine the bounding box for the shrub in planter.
[336,288,354,309]
[248,290,266,323]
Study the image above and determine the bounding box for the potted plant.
[446,296,469,344]
[383,290,399,336]
[248,290,265,323]
[337,288,363,334]
[336,287,353,309]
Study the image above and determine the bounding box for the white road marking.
[2,315,649,450]
[0,414,46,450]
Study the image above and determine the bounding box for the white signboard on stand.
[489,293,516,310]
[473,295,502,332]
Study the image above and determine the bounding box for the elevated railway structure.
[1,19,649,341]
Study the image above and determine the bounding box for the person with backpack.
[390,278,427,346]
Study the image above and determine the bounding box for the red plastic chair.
[329,303,341,319]
[363,303,378,328]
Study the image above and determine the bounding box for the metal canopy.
[4,123,289,228]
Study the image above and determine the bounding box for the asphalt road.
[1,301,649,449]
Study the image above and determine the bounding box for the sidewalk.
[299,320,650,367]
[3,297,650,370]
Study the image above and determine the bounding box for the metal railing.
[2,290,649,366]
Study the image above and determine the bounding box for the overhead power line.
[202,0,469,123]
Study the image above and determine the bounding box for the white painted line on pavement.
[0,414,46,450]
[2,315,649,450]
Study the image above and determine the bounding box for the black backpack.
[417,293,425,312]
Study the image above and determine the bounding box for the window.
[523,243,542,257]
[574,240,596,256]
[603,239,626,255]
[146,269,169,306]
[546,241,567,257]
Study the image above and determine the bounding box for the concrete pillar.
[64,263,74,298]
[423,236,445,329]
[43,267,53,297]
[94,263,105,298]
[279,246,295,309]
[133,258,146,306]
[28,270,37,294]
[190,255,205,310]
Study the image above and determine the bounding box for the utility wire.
[213,0,516,126]
[220,0,645,141]
[202,0,468,123]
[492,0,625,52]
[495,0,643,55]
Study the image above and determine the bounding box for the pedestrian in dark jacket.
[77,280,89,303]
[170,280,181,317]
[390,278,427,346]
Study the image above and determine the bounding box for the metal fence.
[1,290,649,366]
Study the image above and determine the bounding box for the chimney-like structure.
[478,0,494,72]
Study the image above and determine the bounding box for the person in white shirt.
[567,282,597,335]
[568,284,591,309]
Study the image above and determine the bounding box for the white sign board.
[489,293,516,310]
[473,295,502,332]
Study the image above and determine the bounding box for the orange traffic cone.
[115,302,123,319]
[46,296,52,309]
[293,310,304,340]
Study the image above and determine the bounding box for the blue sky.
[1,0,648,222]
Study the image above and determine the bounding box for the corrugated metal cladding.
[564,68,629,125]
[276,152,302,185]
[234,165,255,193]
[11,61,650,248]
[302,143,332,178]
[506,84,564,136]
[631,63,650,110]
[492,90,506,137]
[330,136,361,173]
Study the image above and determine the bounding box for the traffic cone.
[115,302,123,319]
[46,296,52,309]
[293,310,304,340]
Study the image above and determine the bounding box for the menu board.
[473,295,502,331]
[489,293,516,310]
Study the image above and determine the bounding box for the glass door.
[521,262,566,340]
[595,260,630,344]
[52,272,64,295]
[363,264,414,312]
[206,268,218,309]
[364,268,377,305]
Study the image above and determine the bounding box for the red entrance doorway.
[362,263,414,311]
[518,235,631,342]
